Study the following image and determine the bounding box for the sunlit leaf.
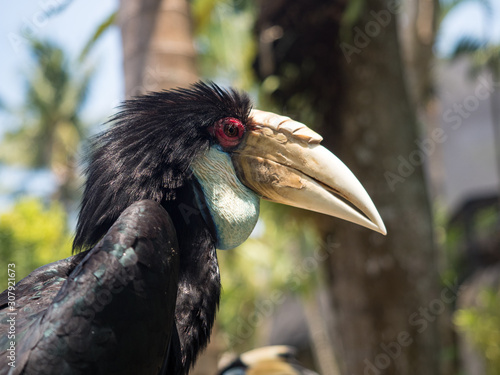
[0,197,72,290]
[455,287,500,375]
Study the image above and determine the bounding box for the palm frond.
[450,36,486,59]
[79,11,117,62]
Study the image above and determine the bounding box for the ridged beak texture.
[232,109,387,235]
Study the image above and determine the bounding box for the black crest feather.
[74,82,251,251]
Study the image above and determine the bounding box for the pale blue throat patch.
[191,147,260,250]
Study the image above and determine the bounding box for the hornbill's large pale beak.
[232,110,387,235]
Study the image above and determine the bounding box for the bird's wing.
[0,200,179,375]
[0,252,87,337]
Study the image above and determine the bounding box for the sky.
[0,0,122,123]
[0,0,121,207]
[0,0,499,127]
[0,0,499,209]
[436,0,500,55]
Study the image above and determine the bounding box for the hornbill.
[0,82,385,375]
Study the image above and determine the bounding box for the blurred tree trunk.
[399,0,437,107]
[330,0,442,371]
[118,0,198,98]
[255,0,448,374]
[399,0,446,201]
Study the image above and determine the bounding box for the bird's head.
[74,82,385,251]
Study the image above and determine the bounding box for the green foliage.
[0,198,72,291]
[192,0,257,89]
[339,0,366,42]
[455,288,500,374]
[192,0,220,32]
[0,39,92,204]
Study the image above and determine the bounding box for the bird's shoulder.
[0,200,180,375]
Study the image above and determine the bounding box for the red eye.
[209,117,245,148]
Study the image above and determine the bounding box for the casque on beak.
[232,109,387,235]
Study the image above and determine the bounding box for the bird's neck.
[164,183,221,373]
[191,147,260,250]
[175,236,220,372]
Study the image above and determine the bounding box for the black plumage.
[0,83,252,375]
[0,201,179,374]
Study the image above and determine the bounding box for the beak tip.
[373,217,387,236]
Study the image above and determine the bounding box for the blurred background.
[1,0,500,374]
